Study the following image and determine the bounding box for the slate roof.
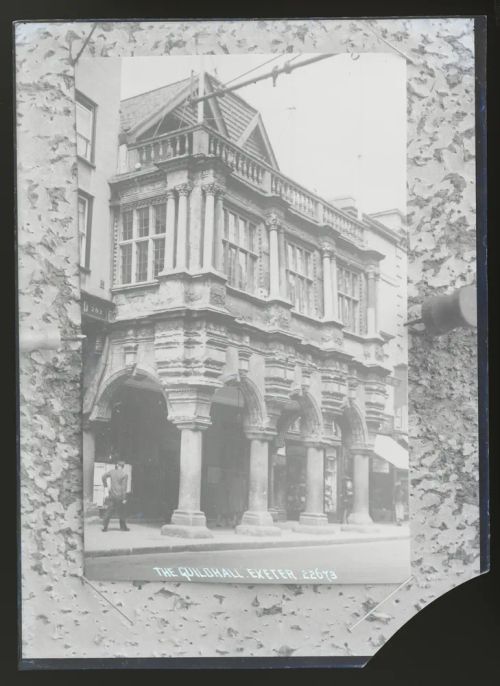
[120,72,278,168]
[120,73,257,142]
[120,76,192,133]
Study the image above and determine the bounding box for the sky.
[121,52,406,216]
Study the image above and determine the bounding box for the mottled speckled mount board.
[16,18,486,666]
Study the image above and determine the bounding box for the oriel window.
[117,201,169,285]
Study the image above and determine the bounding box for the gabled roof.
[120,76,192,134]
[120,72,279,170]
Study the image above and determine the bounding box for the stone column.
[269,445,287,521]
[330,252,338,320]
[161,386,214,538]
[174,428,205,520]
[367,266,378,335]
[298,443,329,529]
[163,189,177,272]
[278,226,287,299]
[268,219,280,299]
[202,184,216,270]
[214,187,225,272]
[236,433,282,536]
[161,423,213,538]
[175,183,191,271]
[322,246,333,320]
[348,450,373,525]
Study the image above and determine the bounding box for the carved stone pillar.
[268,218,281,299]
[330,252,338,320]
[269,445,287,521]
[297,442,329,530]
[236,431,282,536]
[162,189,177,272]
[348,449,373,525]
[171,427,206,521]
[214,187,225,272]
[161,386,214,538]
[175,183,192,271]
[322,245,333,320]
[367,266,378,336]
[278,226,287,299]
[202,183,216,270]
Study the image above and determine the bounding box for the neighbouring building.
[76,58,121,505]
[80,68,408,537]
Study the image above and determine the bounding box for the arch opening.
[86,373,181,523]
[269,391,324,523]
[201,383,250,528]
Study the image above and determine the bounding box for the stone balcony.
[123,124,367,248]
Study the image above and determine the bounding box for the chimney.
[368,209,406,232]
[331,195,359,218]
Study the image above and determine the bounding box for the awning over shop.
[373,435,409,470]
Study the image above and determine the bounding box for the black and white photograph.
[16,16,484,665]
[78,52,410,583]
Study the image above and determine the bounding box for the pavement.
[85,537,411,584]
[84,517,409,558]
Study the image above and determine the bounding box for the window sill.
[343,330,384,342]
[112,280,159,293]
[225,284,267,305]
[290,308,323,324]
[77,155,96,169]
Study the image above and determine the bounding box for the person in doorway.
[342,477,354,524]
[393,480,405,526]
[102,460,130,532]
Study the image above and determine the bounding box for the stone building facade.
[82,71,408,537]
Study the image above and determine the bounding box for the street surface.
[86,538,410,584]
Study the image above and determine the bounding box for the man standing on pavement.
[102,460,130,532]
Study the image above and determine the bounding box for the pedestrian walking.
[102,460,130,531]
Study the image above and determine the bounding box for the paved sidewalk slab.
[84,520,409,558]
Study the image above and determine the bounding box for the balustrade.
[126,124,365,245]
[128,129,194,169]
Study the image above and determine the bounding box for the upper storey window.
[337,265,360,333]
[76,92,96,164]
[78,191,93,270]
[222,208,258,293]
[118,203,168,285]
[286,241,314,315]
